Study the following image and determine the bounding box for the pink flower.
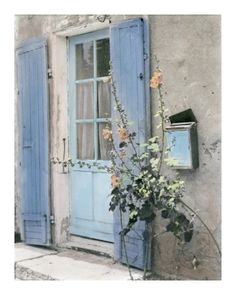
[102,128,112,141]
[118,128,129,141]
[150,71,163,88]
[111,175,120,188]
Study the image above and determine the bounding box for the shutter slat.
[110,18,151,270]
[16,37,50,246]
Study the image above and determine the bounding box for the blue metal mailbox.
[166,122,199,169]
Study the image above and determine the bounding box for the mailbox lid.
[166,122,196,130]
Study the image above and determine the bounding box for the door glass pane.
[76,42,94,80]
[97,122,112,160]
[97,81,111,118]
[76,82,93,119]
[77,123,94,160]
[97,39,110,77]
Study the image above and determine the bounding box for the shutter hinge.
[50,215,55,224]
[138,73,144,80]
[47,68,53,79]
[144,53,148,60]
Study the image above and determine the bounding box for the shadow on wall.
[15,232,22,243]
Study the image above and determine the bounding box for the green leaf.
[159,188,165,197]
[119,141,127,148]
[139,143,149,147]
[148,136,158,143]
[176,213,189,226]
[150,158,160,169]
[168,180,184,192]
[161,209,169,219]
[166,222,176,232]
[147,143,160,152]
[184,230,193,242]
[129,210,138,220]
[138,153,149,161]
[164,157,179,167]
[139,203,156,222]
[154,111,162,117]
[159,176,165,183]
[150,177,156,183]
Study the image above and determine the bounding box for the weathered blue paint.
[69,30,114,242]
[110,18,151,269]
[16,37,51,245]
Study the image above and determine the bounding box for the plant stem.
[153,230,168,239]
[111,78,143,170]
[143,86,165,280]
[179,199,221,257]
[110,139,141,180]
[111,79,128,127]
[119,207,134,280]
[157,86,165,175]
[143,224,150,280]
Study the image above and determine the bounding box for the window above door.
[69,29,112,162]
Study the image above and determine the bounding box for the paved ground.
[15,243,142,280]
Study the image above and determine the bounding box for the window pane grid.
[75,76,110,84]
[93,40,98,159]
[76,82,93,120]
[74,37,111,161]
[76,118,111,123]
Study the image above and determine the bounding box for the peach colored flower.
[102,128,112,141]
[111,175,120,188]
[150,71,163,88]
[118,128,129,141]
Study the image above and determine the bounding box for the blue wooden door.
[69,30,114,242]
[16,37,51,245]
[110,18,151,269]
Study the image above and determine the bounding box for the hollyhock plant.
[51,60,221,280]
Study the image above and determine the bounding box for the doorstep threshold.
[59,235,113,258]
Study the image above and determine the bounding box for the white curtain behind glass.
[76,83,94,159]
[98,82,111,160]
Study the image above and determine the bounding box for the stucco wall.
[149,15,221,279]
[15,15,221,279]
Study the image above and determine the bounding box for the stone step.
[59,235,113,258]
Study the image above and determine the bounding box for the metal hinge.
[48,68,53,79]
[138,73,144,80]
[144,53,148,60]
[50,215,55,224]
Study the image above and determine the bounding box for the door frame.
[50,17,150,247]
[49,23,112,246]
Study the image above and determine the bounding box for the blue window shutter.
[16,37,51,246]
[110,18,151,269]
